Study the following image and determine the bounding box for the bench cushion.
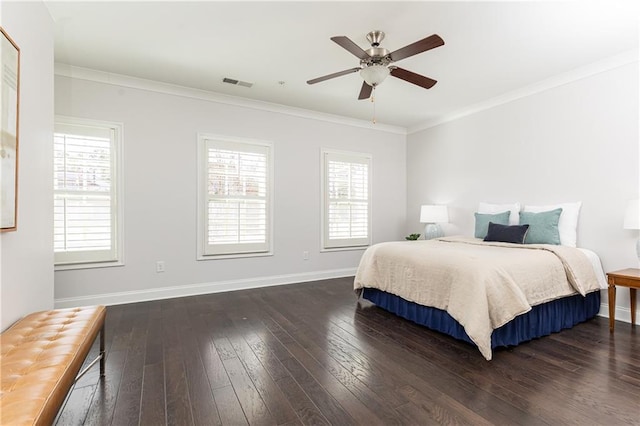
[0,306,106,425]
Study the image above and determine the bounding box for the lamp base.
[424,223,443,240]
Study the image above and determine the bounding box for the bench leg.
[75,321,107,383]
[99,321,105,377]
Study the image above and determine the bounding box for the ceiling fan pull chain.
[371,85,376,124]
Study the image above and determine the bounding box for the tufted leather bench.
[0,306,106,425]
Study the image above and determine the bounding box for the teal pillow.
[519,208,563,245]
[474,211,510,239]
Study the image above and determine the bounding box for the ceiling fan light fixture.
[360,65,390,86]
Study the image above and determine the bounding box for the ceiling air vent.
[223,77,253,88]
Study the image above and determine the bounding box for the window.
[197,134,272,258]
[322,149,371,250]
[54,117,123,268]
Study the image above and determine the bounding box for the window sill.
[197,251,274,261]
[320,246,368,253]
[55,260,125,272]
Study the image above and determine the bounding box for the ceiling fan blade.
[387,34,444,62]
[390,67,437,89]
[307,67,361,85]
[331,36,370,60]
[358,82,372,100]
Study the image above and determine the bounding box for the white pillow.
[523,202,582,247]
[478,202,521,225]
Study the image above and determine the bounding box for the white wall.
[0,1,55,330]
[407,60,639,320]
[54,75,406,305]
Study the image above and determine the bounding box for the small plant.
[405,233,421,241]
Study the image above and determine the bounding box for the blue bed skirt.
[361,288,601,349]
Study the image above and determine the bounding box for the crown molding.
[54,63,407,136]
[55,48,638,138]
[407,49,639,135]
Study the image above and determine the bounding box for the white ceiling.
[46,1,639,129]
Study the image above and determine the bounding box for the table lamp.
[420,205,448,240]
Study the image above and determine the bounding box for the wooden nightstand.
[607,268,639,332]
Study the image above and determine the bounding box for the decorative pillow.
[519,208,563,245]
[484,222,530,244]
[523,202,581,247]
[474,211,510,239]
[478,202,521,225]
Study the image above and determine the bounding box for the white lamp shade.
[360,65,390,86]
[624,199,640,230]
[420,205,449,223]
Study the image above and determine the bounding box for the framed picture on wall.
[1,27,20,232]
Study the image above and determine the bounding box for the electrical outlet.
[303,251,309,260]
[156,261,165,273]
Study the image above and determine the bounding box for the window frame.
[197,133,274,260]
[321,148,372,251]
[54,116,125,270]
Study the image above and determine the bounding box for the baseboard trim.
[54,268,357,308]
[55,278,636,326]
[597,302,635,324]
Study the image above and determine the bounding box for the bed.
[354,236,606,360]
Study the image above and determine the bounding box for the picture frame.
[1,27,20,232]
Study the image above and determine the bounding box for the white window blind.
[322,150,371,249]
[198,135,272,257]
[54,119,122,266]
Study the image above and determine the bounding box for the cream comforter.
[353,236,601,360]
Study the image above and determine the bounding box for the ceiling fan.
[307,31,444,100]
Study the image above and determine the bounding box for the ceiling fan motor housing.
[363,47,390,65]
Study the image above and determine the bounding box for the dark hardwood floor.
[57,277,639,425]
